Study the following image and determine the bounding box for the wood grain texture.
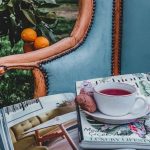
[0,63,46,98]
[32,68,47,97]
[112,0,123,75]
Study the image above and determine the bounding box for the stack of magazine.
[76,73,150,149]
[1,73,150,149]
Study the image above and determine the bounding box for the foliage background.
[0,0,78,107]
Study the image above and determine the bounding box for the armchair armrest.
[0,62,46,98]
[0,37,76,65]
[0,36,77,98]
[0,62,37,74]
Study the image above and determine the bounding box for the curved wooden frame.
[0,0,122,98]
[112,0,123,75]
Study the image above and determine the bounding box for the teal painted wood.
[121,0,150,74]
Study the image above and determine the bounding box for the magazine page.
[3,93,79,150]
[76,73,150,149]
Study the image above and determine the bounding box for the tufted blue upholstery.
[41,0,114,94]
[121,0,150,74]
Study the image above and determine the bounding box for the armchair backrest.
[40,0,150,95]
[121,0,150,74]
[41,0,115,94]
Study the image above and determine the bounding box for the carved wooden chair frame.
[0,0,122,98]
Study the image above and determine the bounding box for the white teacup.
[94,82,148,117]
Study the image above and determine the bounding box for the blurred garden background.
[0,0,78,106]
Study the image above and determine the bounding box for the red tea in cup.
[94,82,148,116]
[99,89,131,96]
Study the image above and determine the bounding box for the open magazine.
[76,73,150,149]
[0,93,78,150]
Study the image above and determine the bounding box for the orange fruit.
[34,36,50,50]
[23,42,34,53]
[21,28,37,42]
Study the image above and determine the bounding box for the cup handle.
[130,96,149,115]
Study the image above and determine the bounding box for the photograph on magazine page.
[3,94,79,150]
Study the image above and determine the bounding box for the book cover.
[0,93,78,150]
[76,73,150,149]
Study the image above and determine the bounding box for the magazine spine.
[76,101,84,142]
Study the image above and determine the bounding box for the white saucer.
[84,105,149,124]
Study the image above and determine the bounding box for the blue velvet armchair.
[0,0,150,99]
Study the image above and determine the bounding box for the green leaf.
[22,0,33,3]
[48,29,57,42]
[8,17,16,46]
[37,8,55,14]
[46,11,56,18]
[40,3,59,8]
[48,19,58,28]
[37,22,57,43]
[44,0,56,4]
[8,14,21,46]
[34,0,58,7]
[34,0,56,4]
[56,0,78,3]
[22,9,36,25]
[7,0,17,7]
[37,11,56,20]
[36,8,50,14]
[0,4,7,11]
[10,14,16,26]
